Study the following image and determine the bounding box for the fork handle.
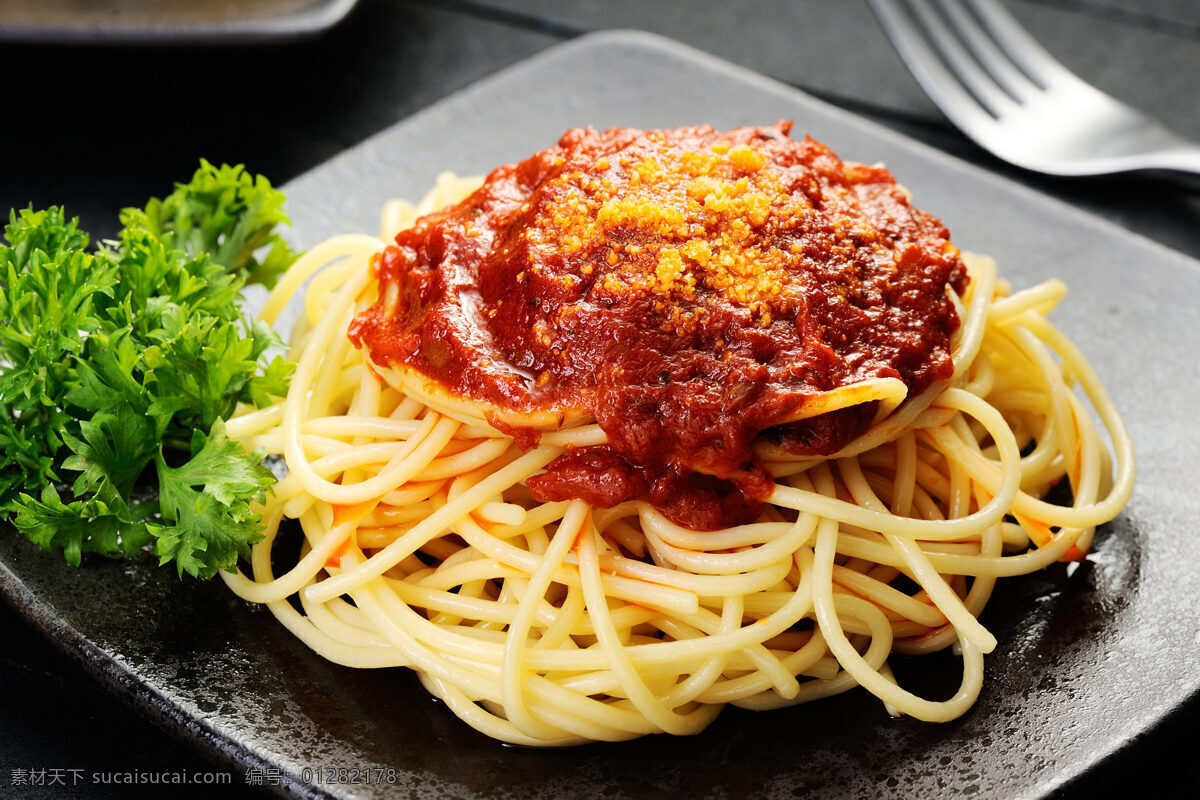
[1138,146,1200,184]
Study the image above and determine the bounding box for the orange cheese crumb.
[527,137,817,322]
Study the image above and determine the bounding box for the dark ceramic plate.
[0,0,358,44]
[2,31,1199,800]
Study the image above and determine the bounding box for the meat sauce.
[349,123,967,529]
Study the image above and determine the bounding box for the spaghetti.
[222,128,1134,746]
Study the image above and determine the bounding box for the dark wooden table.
[1,1,1197,797]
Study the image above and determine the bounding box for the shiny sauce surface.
[349,124,967,529]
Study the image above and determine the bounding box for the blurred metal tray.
[0,0,359,44]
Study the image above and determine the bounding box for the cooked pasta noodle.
[222,169,1134,746]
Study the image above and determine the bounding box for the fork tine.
[933,0,1041,103]
[962,0,1077,89]
[907,0,1019,117]
[875,0,1200,178]
[868,0,998,137]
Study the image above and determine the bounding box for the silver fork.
[868,0,1200,179]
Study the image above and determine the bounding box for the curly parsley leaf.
[0,208,118,497]
[0,163,298,577]
[104,223,243,335]
[62,407,159,502]
[133,160,297,289]
[12,485,152,567]
[143,308,290,433]
[152,420,274,579]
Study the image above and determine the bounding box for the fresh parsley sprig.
[0,161,297,578]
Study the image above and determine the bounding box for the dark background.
[1,1,1197,797]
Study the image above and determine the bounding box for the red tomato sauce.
[349,123,967,529]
